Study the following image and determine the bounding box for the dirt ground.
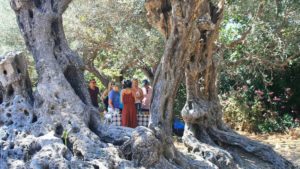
[238,129,300,168]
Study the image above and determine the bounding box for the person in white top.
[132,79,144,114]
[141,79,153,112]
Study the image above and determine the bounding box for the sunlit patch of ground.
[238,128,300,167]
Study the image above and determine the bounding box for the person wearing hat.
[108,82,121,113]
[141,79,153,112]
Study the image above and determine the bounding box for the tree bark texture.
[143,0,294,168]
[124,0,229,168]
[0,1,133,168]
[178,0,294,169]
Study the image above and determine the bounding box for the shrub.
[221,80,300,133]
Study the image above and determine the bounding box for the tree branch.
[225,28,251,49]
[140,66,155,82]
[144,0,172,38]
[57,0,73,14]
[82,43,112,87]
[84,65,110,87]
[224,2,264,49]
[224,52,300,70]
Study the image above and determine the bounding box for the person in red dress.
[121,80,137,128]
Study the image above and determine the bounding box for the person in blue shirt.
[108,83,121,113]
[119,80,125,113]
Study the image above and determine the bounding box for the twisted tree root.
[208,127,295,169]
[182,125,237,169]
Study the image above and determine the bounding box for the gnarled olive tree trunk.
[180,1,293,169]
[143,0,294,169]
[1,1,134,168]
[124,0,224,168]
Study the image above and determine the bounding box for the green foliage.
[222,62,300,133]
[84,72,106,90]
[222,90,300,133]
[220,0,300,133]
[258,114,300,133]
[0,1,25,55]
[63,0,164,81]
[62,130,69,146]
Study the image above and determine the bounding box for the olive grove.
[0,0,297,169]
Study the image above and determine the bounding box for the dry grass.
[238,128,300,167]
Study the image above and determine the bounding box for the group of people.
[88,79,153,128]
